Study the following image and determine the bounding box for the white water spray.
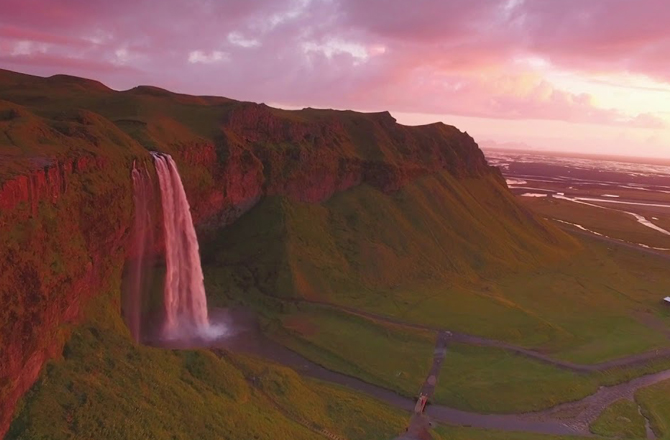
[152,153,224,340]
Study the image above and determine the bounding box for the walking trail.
[207,308,668,438]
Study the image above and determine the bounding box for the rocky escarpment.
[179,103,497,230]
[0,156,107,212]
[0,156,132,437]
[0,69,507,439]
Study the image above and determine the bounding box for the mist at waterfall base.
[122,153,227,345]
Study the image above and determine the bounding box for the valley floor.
[195,172,670,439]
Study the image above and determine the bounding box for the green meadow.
[521,196,670,251]
[636,379,670,439]
[590,399,647,438]
[434,427,587,440]
[270,303,670,414]
[204,175,670,367]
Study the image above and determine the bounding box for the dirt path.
[206,307,670,438]
[289,298,670,373]
[396,331,450,440]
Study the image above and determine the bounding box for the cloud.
[0,53,139,74]
[0,0,668,130]
[0,25,89,47]
[228,32,260,48]
[627,113,667,129]
[10,41,48,56]
[188,50,228,64]
[302,40,369,60]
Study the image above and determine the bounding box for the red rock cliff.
[0,157,131,437]
[178,102,495,230]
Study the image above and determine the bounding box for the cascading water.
[123,164,155,342]
[152,152,224,340]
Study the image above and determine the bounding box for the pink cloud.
[334,0,499,41]
[0,0,667,130]
[0,25,90,47]
[627,113,667,129]
[0,53,140,74]
[513,0,670,79]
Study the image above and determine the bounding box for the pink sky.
[1,0,669,158]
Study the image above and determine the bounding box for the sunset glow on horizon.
[2,0,669,158]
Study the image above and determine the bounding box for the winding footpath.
[395,331,450,440]
[211,308,669,438]
[288,298,670,373]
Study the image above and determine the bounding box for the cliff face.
[0,69,506,438]
[0,156,132,436]
[0,156,107,213]
[179,102,493,230]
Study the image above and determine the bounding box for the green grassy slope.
[283,172,573,296]
[434,426,587,440]
[204,171,670,362]
[590,399,647,438]
[7,289,410,440]
[275,307,435,397]
[636,379,670,438]
[492,237,670,363]
[204,171,576,303]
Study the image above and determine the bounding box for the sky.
[1,0,670,158]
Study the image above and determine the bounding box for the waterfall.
[152,153,223,340]
[123,164,154,343]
